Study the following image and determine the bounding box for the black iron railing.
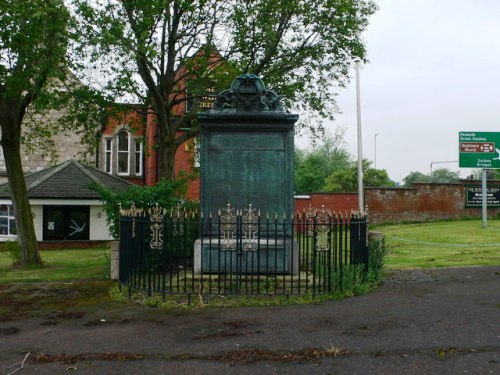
[119,205,368,299]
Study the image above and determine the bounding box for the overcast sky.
[297,0,500,183]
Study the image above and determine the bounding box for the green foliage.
[0,0,74,267]
[0,0,69,99]
[366,235,387,283]
[326,234,387,297]
[91,177,194,239]
[430,168,461,183]
[323,159,396,192]
[229,0,378,130]
[403,168,460,187]
[402,171,429,186]
[1,240,21,267]
[72,0,377,177]
[101,247,111,279]
[295,129,395,193]
[295,128,352,193]
[330,265,367,296]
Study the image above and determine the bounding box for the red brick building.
[97,50,225,200]
[99,107,201,200]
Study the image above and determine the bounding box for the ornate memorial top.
[213,73,284,112]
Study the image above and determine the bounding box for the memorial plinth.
[195,74,299,274]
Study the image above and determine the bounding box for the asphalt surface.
[1,266,499,374]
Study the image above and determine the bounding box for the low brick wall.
[295,181,500,224]
[295,193,359,214]
[365,181,500,224]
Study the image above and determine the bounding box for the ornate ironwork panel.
[315,206,331,252]
[149,205,164,250]
[242,204,259,251]
[220,203,237,251]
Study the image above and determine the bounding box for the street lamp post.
[429,160,459,176]
[374,133,379,169]
[355,61,364,212]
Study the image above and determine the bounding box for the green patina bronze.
[196,74,299,274]
[198,74,298,220]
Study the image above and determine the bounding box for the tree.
[0,0,71,266]
[295,128,351,194]
[73,0,377,179]
[402,171,431,187]
[323,160,396,192]
[403,168,460,187]
[430,168,460,183]
[228,0,377,127]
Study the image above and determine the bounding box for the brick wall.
[174,138,200,201]
[292,181,500,224]
[365,181,500,223]
[295,193,359,214]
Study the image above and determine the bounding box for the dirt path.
[1,266,499,374]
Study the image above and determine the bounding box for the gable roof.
[0,160,133,200]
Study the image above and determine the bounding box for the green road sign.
[459,132,500,169]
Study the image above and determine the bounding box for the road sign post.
[459,132,500,169]
[459,132,500,228]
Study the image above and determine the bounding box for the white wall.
[32,205,44,241]
[90,206,114,241]
[0,200,113,242]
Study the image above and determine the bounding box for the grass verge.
[1,234,387,310]
[372,219,500,268]
[0,247,111,283]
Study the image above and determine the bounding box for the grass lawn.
[1,220,499,284]
[372,219,500,269]
[0,247,110,283]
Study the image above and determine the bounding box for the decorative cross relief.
[242,204,259,252]
[218,204,261,251]
[305,203,315,236]
[220,203,237,251]
[149,205,164,250]
[315,206,331,252]
[120,203,143,238]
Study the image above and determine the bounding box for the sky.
[296,0,500,184]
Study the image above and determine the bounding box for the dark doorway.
[43,206,90,241]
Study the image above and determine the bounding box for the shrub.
[1,240,21,267]
[328,233,387,297]
[90,175,197,239]
[367,234,387,284]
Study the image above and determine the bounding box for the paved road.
[1,266,499,374]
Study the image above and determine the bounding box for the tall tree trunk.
[159,131,177,180]
[0,126,42,266]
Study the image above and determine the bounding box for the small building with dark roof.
[0,160,132,246]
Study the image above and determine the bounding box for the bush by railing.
[118,205,369,300]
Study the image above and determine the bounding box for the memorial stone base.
[194,238,298,275]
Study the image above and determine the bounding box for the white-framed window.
[117,130,130,175]
[103,128,143,177]
[104,138,113,174]
[135,140,143,176]
[0,204,16,236]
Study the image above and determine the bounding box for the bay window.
[0,204,15,236]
